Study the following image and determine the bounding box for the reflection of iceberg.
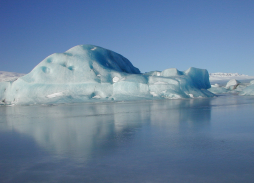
[149,99,211,129]
[3,100,211,159]
[4,103,151,159]
[0,45,213,105]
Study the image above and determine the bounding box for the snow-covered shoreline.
[209,72,248,77]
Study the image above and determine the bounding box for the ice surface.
[211,83,220,87]
[144,71,161,76]
[1,95,254,182]
[240,84,254,96]
[240,80,254,95]
[208,86,228,94]
[0,45,214,105]
[185,67,211,89]
[161,68,183,77]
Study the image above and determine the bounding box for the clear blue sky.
[1,0,254,75]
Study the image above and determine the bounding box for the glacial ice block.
[0,44,214,105]
[225,79,240,90]
[184,67,211,89]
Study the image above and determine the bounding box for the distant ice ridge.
[209,72,254,86]
[209,73,248,77]
[0,45,214,105]
[0,71,25,82]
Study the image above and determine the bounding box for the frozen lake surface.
[1,94,254,183]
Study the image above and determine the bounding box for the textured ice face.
[0,45,214,105]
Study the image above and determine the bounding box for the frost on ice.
[0,44,214,105]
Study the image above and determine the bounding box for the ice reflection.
[1,95,254,182]
[2,98,211,160]
[149,99,211,129]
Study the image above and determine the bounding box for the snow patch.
[113,77,120,83]
[154,81,167,85]
[150,92,158,97]
[46,92,64,98]
[211,83,220,87]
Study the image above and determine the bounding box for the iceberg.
[0,45,214,105]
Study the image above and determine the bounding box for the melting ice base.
[0,45,214,105]
[1,95,254,182]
